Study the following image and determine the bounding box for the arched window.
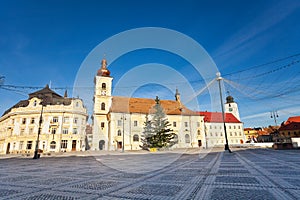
[185,134,190,143]
[174,134,178,140]
[50,141,56,150]
[117,130,121,136]
[173,134,178,143]
[102,83,106,89]
[133,134,139,142]
[101,103,105,110]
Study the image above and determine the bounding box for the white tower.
[225,95,240,121]
[92,58,113,150]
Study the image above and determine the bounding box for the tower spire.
[97,58,110,77]
[175,88,181,102]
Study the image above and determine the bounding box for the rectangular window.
[26,141,32,150]
[185,122,188,127]
[19,141,24,150]
[22,118,26,124]
[31,118,35,124]
[117,120,122,126]
[101,122,105,128]
[173,122,177,127]
[134,120,138,127]
[73,128,78,134]
[20,128,25,135]
[63,128,68,134]
[51,128,57,134]
[29,128,33,135]
[74,117,78,124]
[53,117,58,123]
[61,140,68,149]
[63,117,69,123]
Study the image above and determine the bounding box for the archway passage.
[99,140,105,150]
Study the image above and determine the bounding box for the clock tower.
[92,58,113,150]
[225,95,240,121]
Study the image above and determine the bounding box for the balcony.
[49,121,59,127]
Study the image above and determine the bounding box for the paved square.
[0,148,299,199]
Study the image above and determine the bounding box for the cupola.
[97,58,110,77]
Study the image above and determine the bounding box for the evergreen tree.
[141,96,175,149]
[140,114,154,149]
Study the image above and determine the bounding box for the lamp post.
[121,114,126,152]
[270,111,279,126]
[33,101,45,159]
[216,72,231,153]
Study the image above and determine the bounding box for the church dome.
[226,95,234,103]
[97,59,110,77]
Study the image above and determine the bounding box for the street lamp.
[216,72,232,153]
[270,111,279,126]
[121,114,126,152]
[33,101,45,159]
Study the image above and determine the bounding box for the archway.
[99,140,105,150]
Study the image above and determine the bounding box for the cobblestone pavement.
[0,148,299,199]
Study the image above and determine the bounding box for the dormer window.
[33,100,37,106]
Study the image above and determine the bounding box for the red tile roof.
[285,116,300,125]
[198,111,241,123]
[110,96,198,115]
[279,122,300,131]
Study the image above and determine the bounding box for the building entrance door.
[117,142,122,149]
[6,143,10,154]
[72,140,76,151]
[99,140,105,150]
[198,140,202,147]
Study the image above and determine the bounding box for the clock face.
[101,90,106,95]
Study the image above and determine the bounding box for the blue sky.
[1,0,300,127]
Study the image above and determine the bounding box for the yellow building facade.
[0,85,88,155]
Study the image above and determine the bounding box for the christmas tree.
[141,96,175,149]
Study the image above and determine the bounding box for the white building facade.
[200,112,245,148]
[92,59,246,151]
[92,59,206,151]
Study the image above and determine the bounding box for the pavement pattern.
[0,148,299,200]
